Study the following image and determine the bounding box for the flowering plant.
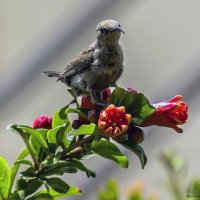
[0,87,188,200]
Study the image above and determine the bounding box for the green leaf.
[52,111,66,129]
[109,87,137,109]
[32,186,82,199]
[90,140,128,168]
[16,179,43,196]
[0,157,10,199]
[36,129,48,139]
[9,148,29,195]
[109,88,155,126]
[68,159,96,178]
[14,160,33,167]
[46,177,70,193]
[26,193,53,200]
[41,162,78,176]
[75,123,101,136]
[9,190,25,200]
[19,167,35,178]
[109,87,127,106]
[129,93,155,126]
[18,126,49,150]
[119,140,147,169]
[7,124,27,138]
[47,123,69,153]
[57,123,72,150]
[47,127,60,145]
[26,179,43,196]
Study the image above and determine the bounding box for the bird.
[44,19,125,104]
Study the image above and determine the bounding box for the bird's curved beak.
[115,27,125,34]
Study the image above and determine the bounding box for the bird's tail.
[43,71,61,78]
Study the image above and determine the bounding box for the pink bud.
[32,115,52,129]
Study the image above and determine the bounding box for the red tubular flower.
[98,104,132,137]
[142,95,188,133]
[32,115,52,129]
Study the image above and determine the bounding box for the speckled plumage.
[44,19,124,103]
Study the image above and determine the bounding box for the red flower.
[142,95,188,133]
[32,115,52,129]
[98,104,131,137]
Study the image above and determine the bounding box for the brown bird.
[44,19,125,104]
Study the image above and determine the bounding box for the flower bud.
[88,109,100,124]
[32,115,52,129]
[127,126,144,144]
[72,120,82,129]
[98,104,131,137]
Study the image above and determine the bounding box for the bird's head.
[96,19,124,44]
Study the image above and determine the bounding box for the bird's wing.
[59,47,94,79]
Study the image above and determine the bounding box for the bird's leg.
[90,91,103,105]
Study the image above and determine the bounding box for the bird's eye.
[100,28,107,34]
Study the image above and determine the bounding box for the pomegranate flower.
[98,104,132,137]
[32,115,52,129]
[142,95,188,133]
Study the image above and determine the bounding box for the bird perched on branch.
[44,19,125,104]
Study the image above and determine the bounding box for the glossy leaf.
[68,159,96,178]
[46,177,70,193]
[90,140,128,168]
[16,179,43,196]
[129,93,155,125]
[52,111,66,129]
[27,193,53,200]
[36,129,48,139]
[119,140,147,169]
[109,87,137,109]
[75,123,101,136]
[0,157,10,200]
[9,190,25,200]
[9,148,29,195]
[109,87,127,106]
[57,123,72,150]
[32,186,82,199]
[41,162,78,176]
[26,179,43,196]
[7,124,27,138]
[18,126,49,150]
[20,167,35,178]
[14,160,33,167]
[47,123,69,153]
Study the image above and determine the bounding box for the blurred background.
[1,0,200,199]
